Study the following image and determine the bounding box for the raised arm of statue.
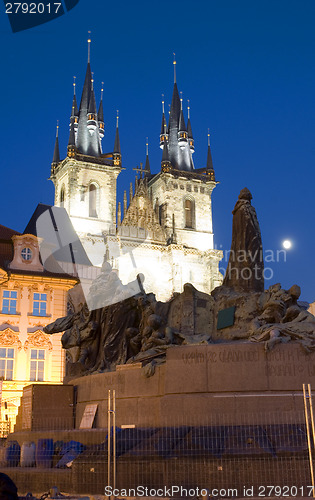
[44,313,76,334]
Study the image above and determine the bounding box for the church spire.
[98,82,105,139]
[71,76,79,117]
[173,53,177,84]
[187,99,194,154]
[144,138,151,177]
[52,121,60,165]
[166,56,193,171]
[114,111,121,154]
[161,137,171,170]
[71,76,79,138]
[87,72,97,132]
[75,35,102,157]
[87,31,91,64]
[113,111,121,166]
[68,110,76,148]
[206,130,215,180]
[178,91,188,148]
[160,94,168,149]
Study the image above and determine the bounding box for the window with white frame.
[2,290,17,314]
[30,349,45,381]
[32,293,47,317]
[0,348,14,380]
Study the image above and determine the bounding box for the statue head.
[238,187,252,201]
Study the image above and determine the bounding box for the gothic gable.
[119,180,166,244]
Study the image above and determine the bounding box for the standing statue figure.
[223,187,264,293]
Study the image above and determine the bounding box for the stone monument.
[9,188,315,496]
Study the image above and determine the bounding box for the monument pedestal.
[68,342,314,428]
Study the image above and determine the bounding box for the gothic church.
[50,44,223,301]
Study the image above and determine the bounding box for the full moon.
[282,240,292,250]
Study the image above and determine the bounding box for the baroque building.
[50,44,223,301]
[0,223,77,429]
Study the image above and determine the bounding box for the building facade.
[0,225,77,428]
[50,49,223,302]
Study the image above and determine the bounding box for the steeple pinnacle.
[206,129,215,180]
[76,48,102,156]
[144,137,151,177]
[52,121,60,165]
[87,72,97,132]
[173,53,177,84]
[98,81,104,139]
[68,109,76,150]
[178,92,188,148]
[160,93,168,149]
[160,55,193,171]
[113,110,121,166]
[187,99,194,153]
[71,76,79,116]
[87,31,91,63]
[161,137,171,170]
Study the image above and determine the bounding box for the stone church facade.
[50,48,223,302]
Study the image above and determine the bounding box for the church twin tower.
[50,44,223,300]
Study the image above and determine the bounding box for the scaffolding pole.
[303,383,315,498]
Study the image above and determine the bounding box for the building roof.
[25,203,92,268]
[0,224,18,271]
[0,224,20,240]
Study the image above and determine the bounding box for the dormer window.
[21,247,32,262]
[9,234,43,273]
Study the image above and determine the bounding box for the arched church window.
[184,198,194,229]
[89,183,98,218]
[60,187,65,208]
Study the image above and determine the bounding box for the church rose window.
[2,290,17,314]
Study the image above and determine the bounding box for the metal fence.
[0,398,315,497]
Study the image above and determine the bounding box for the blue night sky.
[0,0,314,302]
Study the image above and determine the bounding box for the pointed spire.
[113,110,121,154]
[173,53,177,84]
[160,94,168,149]
[187,99,194,154]
[162,138,169,161]
[206,129,215,178]
[74,36,102,157]
[71,76,79,117]
[123,190,127,215]
[161,138,171,170]
[144,138,151,176]
[187,99,193,138]
[52,121,60,164]
[87,31,91,63]
[98,82,105,140]
[129,182,133,203]
[88,72,97,115]
[98,82,104,123]
[178,91,187,133]
[68,112,76,147]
